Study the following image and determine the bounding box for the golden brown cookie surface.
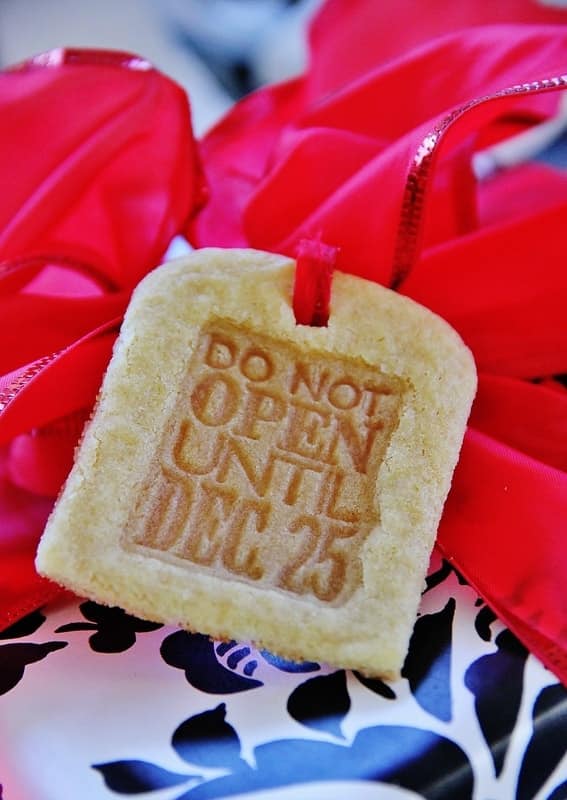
[124,319,405,606]
[36,247,476,678]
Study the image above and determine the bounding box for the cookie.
[36,247,476,678]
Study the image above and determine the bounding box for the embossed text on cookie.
[125,322,405,605]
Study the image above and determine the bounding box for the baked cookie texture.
[36,247,476,679]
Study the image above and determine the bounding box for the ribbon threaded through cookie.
[292,239,337,327]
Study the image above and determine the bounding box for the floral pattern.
[55,601,163,653]
[0,555,565,800]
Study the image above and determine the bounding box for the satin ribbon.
[0,48,205,628]
[189,13,567,683]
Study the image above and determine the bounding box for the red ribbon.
[0,6,566,685]
[292,239,337,326]
[0,48,205,628]
[189,11,567,682]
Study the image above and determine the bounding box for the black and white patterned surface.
[1,552,566,800]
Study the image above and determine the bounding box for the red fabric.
[470,375,567,473]
[292,239,337,326]
[0,49,205,285]
[401,188,567,377]
[191,25,567,286]
[1,3,567,685]
[439,430,567,679]
[189,12,567,682]
[0,48,205,630]
[308,0,567,96]
[0,446,68,629]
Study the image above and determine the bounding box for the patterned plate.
[0,550,565,800]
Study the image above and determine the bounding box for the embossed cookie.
[36,247,476,679]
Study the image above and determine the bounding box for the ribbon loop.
[292,238,337,326]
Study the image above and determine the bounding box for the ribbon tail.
[0,320,120,631]
[439,427,567,684]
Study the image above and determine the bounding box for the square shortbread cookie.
[36,247,476,678]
